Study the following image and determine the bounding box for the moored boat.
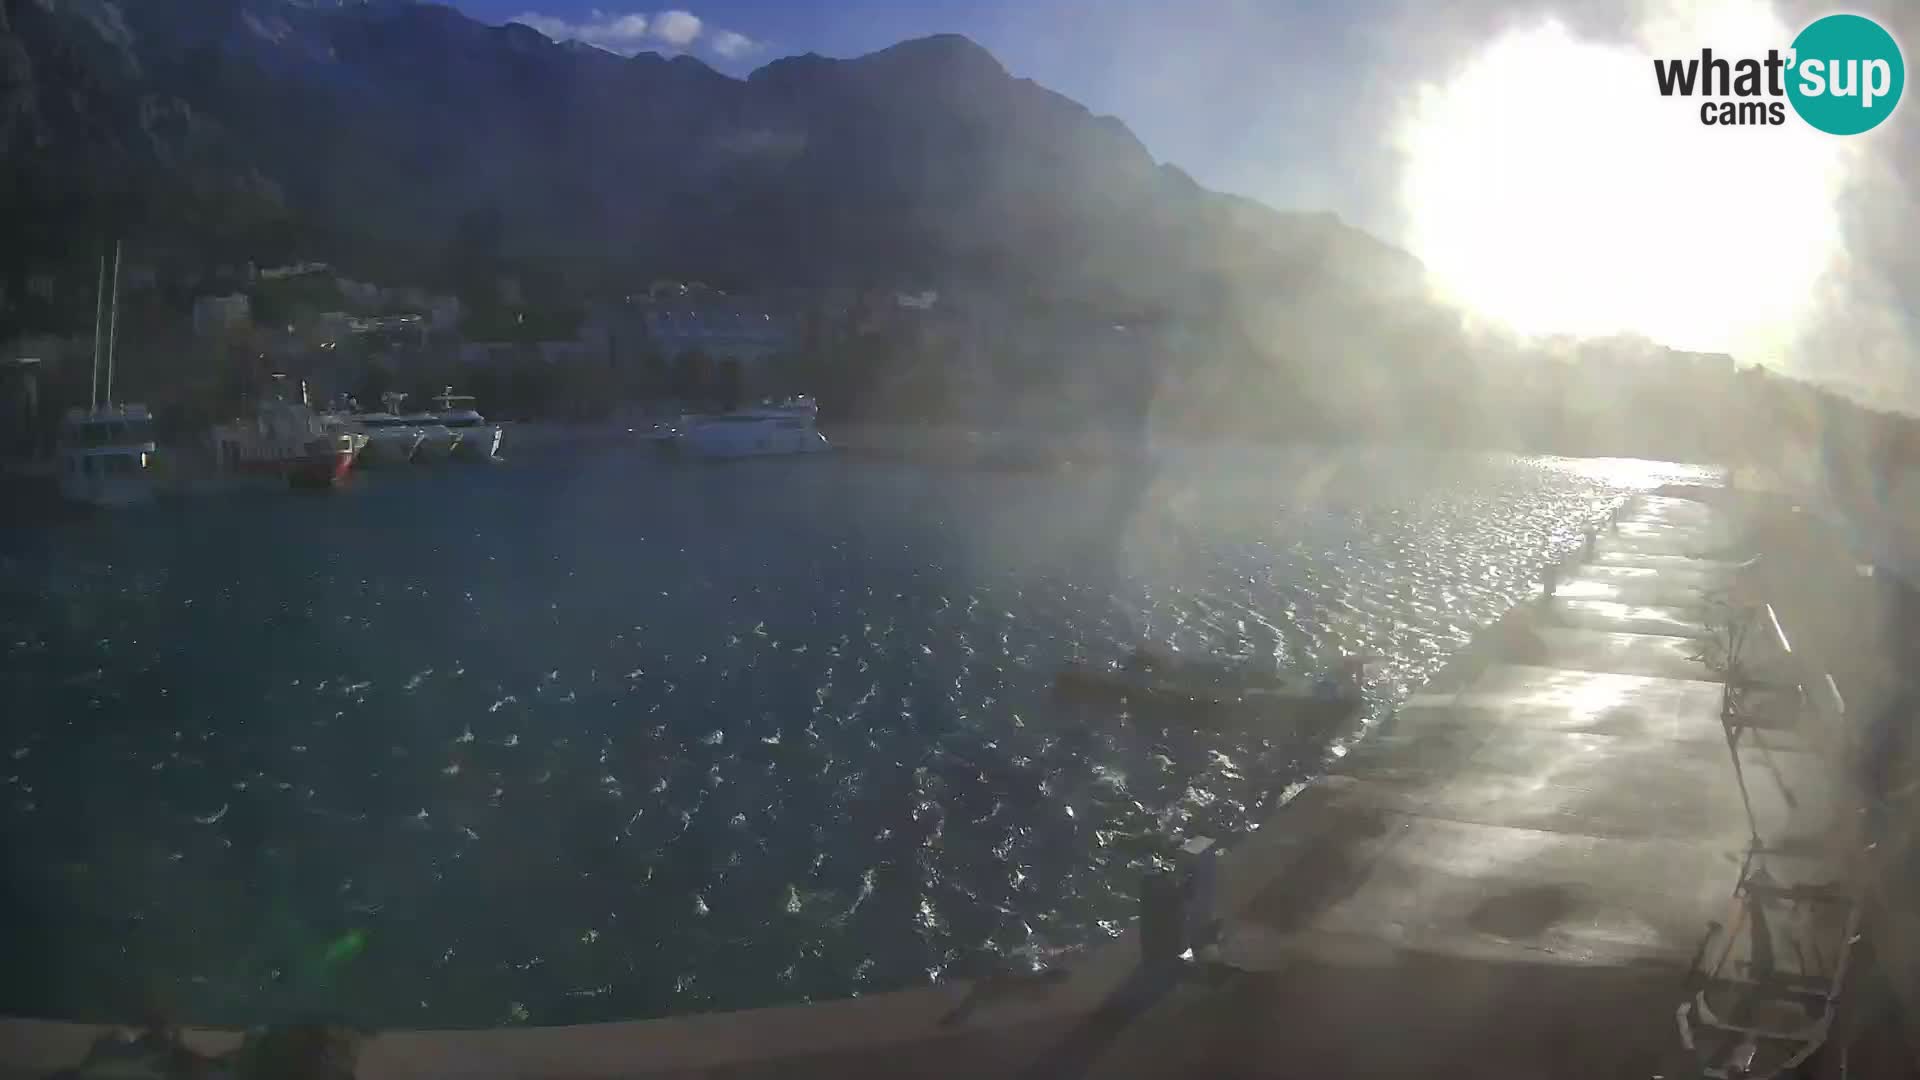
[56,405,156,508]
[400,411,459,461]
[56,241,155,508]
[432,389,502,462]
[319,410,371,461]
[352,392,425,465]
[1054,645,1369,727]
[665,396,832,460]
[351,413,427,466]
[211,398,358,489]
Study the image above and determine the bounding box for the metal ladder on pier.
[1677,577,1919,1077]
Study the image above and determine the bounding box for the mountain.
[0,0,1514,443]
[3,1,1431,304]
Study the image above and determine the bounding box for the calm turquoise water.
[0,444,1712,1027]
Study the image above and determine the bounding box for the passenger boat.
[432,389,502,462]
[1055,645,1370,725]
[319,410,370,461]
[349,413,426,465]
[341,396,422,466]
[399,410,459,461]
[56,404,156,507]
[662,396,832,460]
[210,396,358,489]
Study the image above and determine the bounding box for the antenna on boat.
[104,239,122,408]
[90,251,106,411]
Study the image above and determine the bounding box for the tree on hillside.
[444,206,504,308]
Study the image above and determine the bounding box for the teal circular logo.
[1787,14,1904,135]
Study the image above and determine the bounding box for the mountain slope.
[0,0,1499,443]
[3,2,1429,306]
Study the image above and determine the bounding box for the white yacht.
[432,389,502,462]
[400,410,459,461]
[57,404,156,507]
[352,413,426,465]
[349,392,427,465]
[670,396,832,460]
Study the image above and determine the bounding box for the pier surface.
[2,494,1873,1077]
[1061,493,1850,1078]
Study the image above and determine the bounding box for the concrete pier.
[2,494,1885,1078]
[1054,494,1855,1078]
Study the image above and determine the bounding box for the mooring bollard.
[1542,562,1559,598]
[1139,869,1187,981]
[1179,836,1220,952]
[1584,526,1597,558]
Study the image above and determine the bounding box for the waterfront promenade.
[1,493,1887,1077]
[1061,492,1856,1078]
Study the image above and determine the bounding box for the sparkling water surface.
[0,444,1714,1027]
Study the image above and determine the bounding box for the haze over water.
[0,445,1714,1027]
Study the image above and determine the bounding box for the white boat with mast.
[56,240,156,508]
[432,387,502,461]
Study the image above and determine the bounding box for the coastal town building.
[637,286,794,366]
[192,293,252,336]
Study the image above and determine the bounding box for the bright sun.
[1397,1,1851,357]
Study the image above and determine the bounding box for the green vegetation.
[247,273,345,327]
[458,305,585,344]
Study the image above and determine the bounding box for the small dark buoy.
[1542,563,1559,598]
[1139,870,1187,980]
[1180,836,1220,950]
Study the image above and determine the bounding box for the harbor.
[0,451,1693,1049]
[5,482,1910,1077]
[6,0,1918,1072]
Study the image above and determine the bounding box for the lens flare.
[1396,1,1849,360]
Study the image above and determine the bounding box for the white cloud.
[508,10,653,55]
[709,29,760,59]
[508,9,764,62]
[650,9,703,47]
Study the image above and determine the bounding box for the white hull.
[681,427,831,459]
[412,428,458,461]
[56,404,156,508]
[672,398,833,460]
[361,430,426,465]
[428,393,498,463]
[449,425,502,461]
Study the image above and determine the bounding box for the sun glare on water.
[1397,0,1851,358]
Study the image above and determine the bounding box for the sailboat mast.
[91,253,106,411]
[105,240,122,407]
